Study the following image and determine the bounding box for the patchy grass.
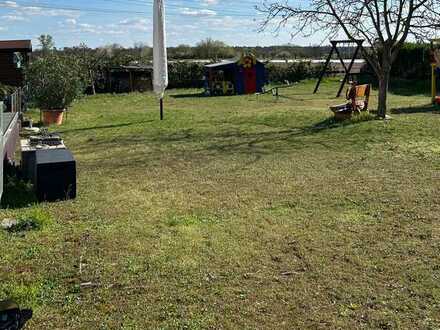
[5,208,53,233]
[1,79,440,329]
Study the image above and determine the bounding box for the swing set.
[314,39,365,97]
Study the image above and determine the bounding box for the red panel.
[244,68,257,94]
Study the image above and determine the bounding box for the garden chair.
[329,83,370,120]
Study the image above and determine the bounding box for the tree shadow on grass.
[198,115,369,155]
[170,92,207,99]
[388,79,431,97]
[390,104,440,114]
[75,113,377,173]
[60,120,155,134]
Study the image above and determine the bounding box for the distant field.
[1,79,439,329]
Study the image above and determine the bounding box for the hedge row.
[165,61,325,88]
[167,62,206,89]
[266,62,324,84]
[391,43,432,80]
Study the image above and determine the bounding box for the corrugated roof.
[205,60,236,68]
[110,65,153,71]
[0,40,32,51]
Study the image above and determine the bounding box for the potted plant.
[26,54,85,126]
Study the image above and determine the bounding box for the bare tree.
[258,0,440,117]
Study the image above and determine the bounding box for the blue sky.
[0,0,321,48]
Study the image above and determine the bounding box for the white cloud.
[1,14,26,21]
[118,18,150,32]
[1,1,19,8]
[181,8,217,17]
[204,16,254,29]
[58,18,145,36]
[0,1,79,18]
[64,18,77,25]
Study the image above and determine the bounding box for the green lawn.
[1,79,440,329]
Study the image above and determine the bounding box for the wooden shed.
[104,65,153,93]
[0,40,32,87]
[204,54,266,96]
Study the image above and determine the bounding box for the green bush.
[168,62,206,88]
[26,54,86,109]
[2,208,53,233]
[1,175,36,209]
[266,62,322,84]
[0,83,17,99]
[391,43,431,80]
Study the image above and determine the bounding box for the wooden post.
[336,42,362,98]
[432,64,437,104]
[160,98,164,120]
[314,43,336,94]
[334,46,348,73]
[129,71,133,93]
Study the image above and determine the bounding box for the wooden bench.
[329,84,371,120]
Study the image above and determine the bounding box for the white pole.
[153,0,168,120]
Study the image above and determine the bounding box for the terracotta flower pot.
[42,109,65,126]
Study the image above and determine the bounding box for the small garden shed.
[0,39,32,87]
[204,55,266,96]
[102,65,153,93]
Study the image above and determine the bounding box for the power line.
[0,0,258,17]
[96,0,262,10]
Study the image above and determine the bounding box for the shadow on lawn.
[171,92,207,99]
[1,165,37,209]
[75,114,375,171]
[197,116,361,155]
[60,120,154,134]
[388,79,431,97]
[391,104,440,114]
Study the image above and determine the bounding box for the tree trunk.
[89,70,96,95]
[377,67,391,118]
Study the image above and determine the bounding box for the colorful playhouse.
[204,55,266,96]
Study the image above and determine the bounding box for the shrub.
[266,62,323,84]
[26,54,86,109]
[168,62,206,88]
[3,208,53,233]
[391,43,431,80]
[0,84,16,98]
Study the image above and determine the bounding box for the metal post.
[160,98,164,120]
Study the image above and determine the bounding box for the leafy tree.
[194,38,235,60]
[170,44,194,59]
[26,54,85,109]
[133,42,152,60]
[38,34,55,56]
